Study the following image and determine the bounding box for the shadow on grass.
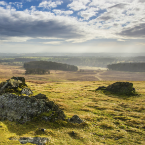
[2,119,88,136]
[96,90,140,99]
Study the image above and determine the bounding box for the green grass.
[0,81,145,145]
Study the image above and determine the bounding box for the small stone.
[19,137,49,145]
[69,115,83,124]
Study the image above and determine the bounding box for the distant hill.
[107,63,145,72]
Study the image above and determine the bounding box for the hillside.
[0,80,145,145]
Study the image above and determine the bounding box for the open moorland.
[0,64,145,145]
[1,65,145,82]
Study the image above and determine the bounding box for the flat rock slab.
[19,137,49,145]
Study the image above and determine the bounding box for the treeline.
[24,61,78,74]
[107,63,145,72]
[25,68,50,75]
[46,57,117,67]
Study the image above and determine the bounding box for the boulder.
[106,82,135,95]
[96,82,136,95]
[69,115,83,124]
[0,93,66,123]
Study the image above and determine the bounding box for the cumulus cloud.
[0,5,94,43]
[0,1,7,6]
[67,0,91,11]
[38,0,63,9]
[9,2,23,9]
[0,0,145,44]
[78,7,98,20]
[53,9,73,15]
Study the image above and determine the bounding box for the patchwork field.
[0,64,145,145]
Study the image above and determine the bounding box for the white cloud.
[78,7,98,20]
[9,2,23,9]
[43,41,62,44]
[67,0,91,11]
[0,0,145,45]
[38,0,63,9]
[53,9,73,15]
[0,1,7,6]
[0,36,32,42]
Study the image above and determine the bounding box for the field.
[0,64,145,145]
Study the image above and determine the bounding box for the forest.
[107,63,145,72]
[24,61,78,74]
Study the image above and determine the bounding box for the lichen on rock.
[0,77,28,95]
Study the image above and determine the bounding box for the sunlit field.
[0,64,145,145]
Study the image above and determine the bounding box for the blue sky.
[0,0,145,53]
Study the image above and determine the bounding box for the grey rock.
[19,137,49,145]
[0,93,65,123]
[96,82,136,95]
[0,77,28,94]
[69,115,83,124]
[21,87,33,96]
[106,82,135,95]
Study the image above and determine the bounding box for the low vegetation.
[0,79,145,145]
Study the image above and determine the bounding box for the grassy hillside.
[0,80,145,145]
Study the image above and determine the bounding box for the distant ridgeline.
[107,63,145,72]
[24,61,78,74]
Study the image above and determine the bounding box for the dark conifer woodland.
[24,61,78,74]
[107,63,145,72]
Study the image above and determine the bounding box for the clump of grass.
[114,116,131,121]
[99,120,116,129]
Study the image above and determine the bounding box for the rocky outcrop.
[0,77,28,95]
[0,77,85,125]
[96,82,136,95]
[0,93,66,123]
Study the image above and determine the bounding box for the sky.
[0,0,145,53]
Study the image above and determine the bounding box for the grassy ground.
[0,80,145,145]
